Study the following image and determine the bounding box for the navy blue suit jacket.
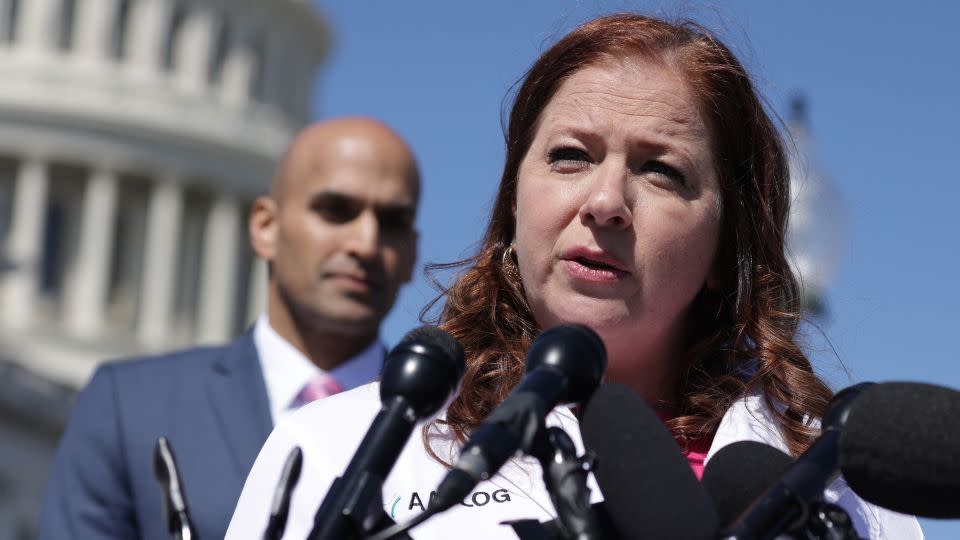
[38,333,274,540]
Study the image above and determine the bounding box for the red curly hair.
[423,13,832,457]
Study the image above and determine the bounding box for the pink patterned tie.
[291,372,343,409]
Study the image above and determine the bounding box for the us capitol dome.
[0,0,329,536]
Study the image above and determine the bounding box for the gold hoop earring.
[501,244,516,266]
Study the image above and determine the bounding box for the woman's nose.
[579,164,632,230]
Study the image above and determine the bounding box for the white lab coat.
[226,382,923,539]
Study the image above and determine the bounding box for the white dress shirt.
[253,315,384,425]
[226,382,924,540]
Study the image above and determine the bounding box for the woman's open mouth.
[563,257,628,283]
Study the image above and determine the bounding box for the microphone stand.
[307,397,415,540]
[506,425,604,540]
[310,471,410,540]
[532,427,602,540]
[801,501,862,540]
[722,383,873,540]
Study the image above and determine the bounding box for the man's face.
[266,133,418,336]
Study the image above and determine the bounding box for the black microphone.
[153,436,198,540]
[429,324,606,515]
[580,383,719,540]
[263,446,303,540]
[839,381,960,518]
[308,326,465,540]
[721,383,873,540]
[702,440,794,529]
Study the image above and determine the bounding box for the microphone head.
[380,325,466,418]
[153,436,191,533]
[264,446,303,540]
[839,381,960,518]
[526,324,606,403]
[153,436,173,486]
[581,383,718,539]
[269,446,304,516]
[702,440,794,528]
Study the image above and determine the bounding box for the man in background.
[38,117,420,540]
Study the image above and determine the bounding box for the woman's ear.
[249,197,278,261]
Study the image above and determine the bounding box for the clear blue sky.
[310,2,960,536]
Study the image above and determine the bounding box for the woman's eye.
[548,147,591,171]
[641,160,686,186]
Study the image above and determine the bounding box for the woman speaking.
[227,13,921,539]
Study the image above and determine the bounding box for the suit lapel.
[205,332,274,476]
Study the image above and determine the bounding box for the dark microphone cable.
[307,326,465,540]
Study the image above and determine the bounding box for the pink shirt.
[655,410,713,480]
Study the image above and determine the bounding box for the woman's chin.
[536,298,632,331]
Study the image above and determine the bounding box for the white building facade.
[0,1,329,536]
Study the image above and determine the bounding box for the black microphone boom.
[307,326,465,540]
[721,383,873,540]
[429,324,606,514]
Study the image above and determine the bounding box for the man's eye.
[640,160,686,187]
[548,147,591,170]
[313,200,360,224]
[378,209,415,234]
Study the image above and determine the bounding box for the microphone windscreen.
[839,381,960,518]
[581,383,718,539]
[380,325,466,419]
[400,325,466,378]
[701,440,793,527]
[525,324,606,403]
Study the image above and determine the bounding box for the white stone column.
[0,159,49,330]
[219,27,256,107]
[260,35,287,112]
[125,0,173,77]
[137,176,182,348]
[246,257,267,326]
[19,0,59,51]
[73,0,118,62]
[293,57,317,121]
[64,168,118,338]
[173,6,217,95]
[282,52,304,120]
[0,0,12,44]
[197,194,239,343]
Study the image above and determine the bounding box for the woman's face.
[513,57,722,397]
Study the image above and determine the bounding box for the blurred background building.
[0,0,329,536]
[785,95,848,319]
